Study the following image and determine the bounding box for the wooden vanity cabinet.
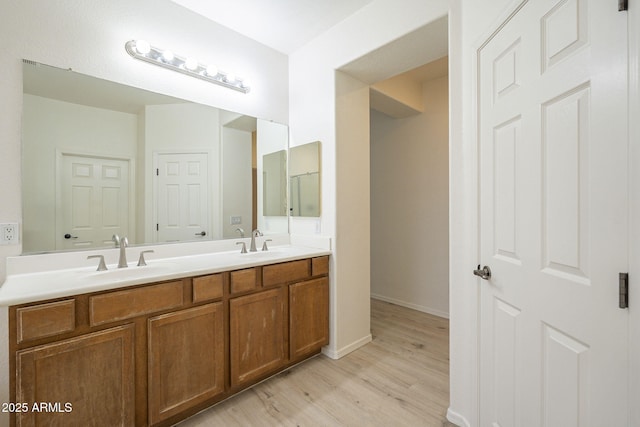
[289,277,330,361]
[230,287,287,388]
[15,324,135,427]
[148,303,225,425]
[9,255,329,427]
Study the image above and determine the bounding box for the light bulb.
[205,65,218,76]
[225,72,235,83]
[162,50,174,62]
[135,40,151,55]
[185,57,198,71]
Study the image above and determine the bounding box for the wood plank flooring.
[177,299,451,426]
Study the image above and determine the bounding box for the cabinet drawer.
[230,268,258,294]
[193,274,224,303]
[311,256,329,276]
[16,299,75,343]
[90,281,184,326]
[263,259,310,287]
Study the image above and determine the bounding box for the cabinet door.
[148,303,225,425]
[16,324,135,427]
[290,277,329,360]
[230,287,287,387]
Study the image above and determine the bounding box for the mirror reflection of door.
[155,152,210,243]
[57,154,130,250]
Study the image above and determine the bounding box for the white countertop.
[0,243,331,306]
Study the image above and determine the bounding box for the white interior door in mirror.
[57,154,130,250]
[155,153,210,243]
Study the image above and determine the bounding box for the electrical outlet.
[230,216,242,225]
[0,223,19,245]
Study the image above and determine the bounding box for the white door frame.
[628,1,640,425]
[452,0,639,425]
[55,149,136,247]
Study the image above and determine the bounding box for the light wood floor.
[178,299,452,426]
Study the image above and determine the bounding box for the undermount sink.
[239,248,285,257]
[80,263,177,280]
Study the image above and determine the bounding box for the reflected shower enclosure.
[289,141,321,217]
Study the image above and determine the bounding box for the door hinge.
[619,0,628,11]
[156,223,159,231]
[156,168,159,176]
[619,272,629,309]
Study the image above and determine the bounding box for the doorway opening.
[369,57,450,319]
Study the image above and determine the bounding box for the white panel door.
[58,154,130,250]
[478,1,628,426]
[156,153,210,242]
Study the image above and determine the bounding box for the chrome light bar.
[124,40,250,93]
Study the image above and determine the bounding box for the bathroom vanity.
[2,246,329,426]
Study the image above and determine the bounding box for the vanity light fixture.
[125,40,250,93]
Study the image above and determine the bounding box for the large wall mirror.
[22,61,289,254]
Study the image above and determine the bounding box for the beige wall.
[370,75,449,317]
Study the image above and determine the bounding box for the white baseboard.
[446,408,471,427]
[322,334,372,360]
[371,293,449,319]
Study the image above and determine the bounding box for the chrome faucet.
[117,236,129,268]
[250,229,262,252]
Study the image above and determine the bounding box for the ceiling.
[171,0,448,85]
[171,0,375,55]
[339,15,448,84]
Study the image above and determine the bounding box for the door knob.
[195,231,206,236]
[473,265,492,280]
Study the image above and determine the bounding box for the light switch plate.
[230,216,242,225]
[0,223,19,245]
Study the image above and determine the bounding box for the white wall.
[0,0,288,280]
[370,75,449,318]
[22,94,138,252]
[289,0,449,358]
